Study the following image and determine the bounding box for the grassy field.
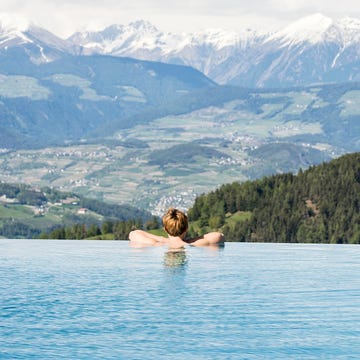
[0,201,106,234]
[0,204,34,219]
[0,75,50,100]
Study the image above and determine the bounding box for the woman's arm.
[128,230,168,246]
[186,232,225,247]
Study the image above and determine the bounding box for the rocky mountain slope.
[68,14,360,87]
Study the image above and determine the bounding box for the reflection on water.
[163,243,225,269]
[163,244,225,269]
[203,243,225,252]
[163,249,187,268]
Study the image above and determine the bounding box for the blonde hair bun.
[163,208,188,237]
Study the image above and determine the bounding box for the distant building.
[77,208,88,215]
[0,195,18,204]
[61,197,79,205]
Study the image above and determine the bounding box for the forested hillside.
[188,153,360,243]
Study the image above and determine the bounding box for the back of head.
[162,208,188,237]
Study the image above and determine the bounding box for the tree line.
[39,216,160,240]
[0,182,153,238]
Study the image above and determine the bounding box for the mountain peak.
[269,13,334,45]
[285,13,333,32]
[128,20,159,33]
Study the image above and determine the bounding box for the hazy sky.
[1,0,360,37]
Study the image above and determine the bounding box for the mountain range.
[69,14,360,87]
[1,13,359,87]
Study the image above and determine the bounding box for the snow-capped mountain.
[245,14,360,87]
[0,13,75,64]
[68,14,360,87]
[68,20,264,81]
[266,13,335,46]
[0,13,32,47]
[1,13,359,87]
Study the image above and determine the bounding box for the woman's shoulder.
[184,232,225,246]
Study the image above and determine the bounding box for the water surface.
[1,240,359,359]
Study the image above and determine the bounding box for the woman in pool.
[129,207,224,248]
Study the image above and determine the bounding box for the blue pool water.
[1,239,360,359]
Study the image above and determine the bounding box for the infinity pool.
[1,239,359,359]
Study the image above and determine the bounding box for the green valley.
[1,83,358,215]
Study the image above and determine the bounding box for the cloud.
[1,0,360,37]
[268,0,360,14]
